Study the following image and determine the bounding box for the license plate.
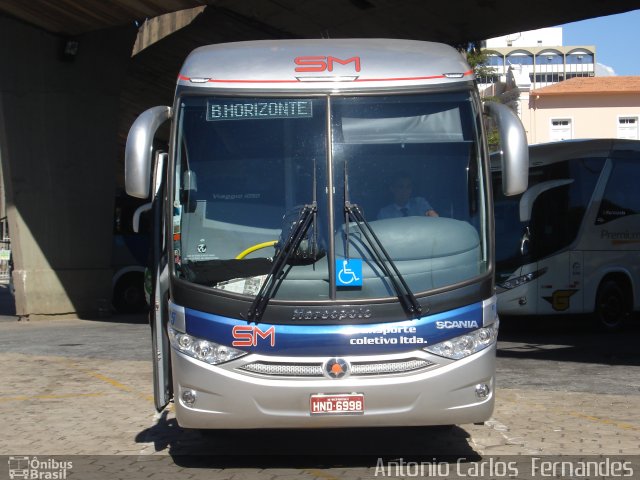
[309,393,365,415]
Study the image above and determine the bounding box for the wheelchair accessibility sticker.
[336,259,363,287]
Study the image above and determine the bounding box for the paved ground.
[0,285,639,479]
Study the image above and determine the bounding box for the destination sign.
[207,99,313,121]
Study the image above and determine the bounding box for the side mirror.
[484,102,528,196]
[125,106,171,199]
[181,170,198,213]
[132,203,152,234]
[520,226,531,256]
[183,170,197,192]
[518,179,573,223]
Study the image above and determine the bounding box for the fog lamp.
[475,383,490,399]
[181,389,197,407]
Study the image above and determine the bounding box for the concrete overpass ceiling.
[1,0,638,316]
[0,1,639,42]
[3,0,640,187]
[0,0,205,35]
[115,2,640,186]
[208,1,640,46]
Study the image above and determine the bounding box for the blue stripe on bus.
[184,302,485,356]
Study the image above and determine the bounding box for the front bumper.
[172,344,496,429]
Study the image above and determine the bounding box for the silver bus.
[494,139,640,330]
[126,39,527,429]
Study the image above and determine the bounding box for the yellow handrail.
[235,240,278,259]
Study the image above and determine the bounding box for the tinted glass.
[173,96,330,300]
[566,53,594,64]
[173,93,488,302]
[494,155,605,275]
[331,93,488,299]
[507,54,534,65]
[597,159,640,224]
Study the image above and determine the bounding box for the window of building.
[478,74,502,85]
[566,53,594,64]
[565,72,595,79]
[550,118,572,141]
[485,54,504,67]
[534,73,565,84]
[506,52,534,66]
[618,116,639,140]
[535,52,563,65]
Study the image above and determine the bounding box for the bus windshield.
[493,155,605,282]
[173,92,488,302]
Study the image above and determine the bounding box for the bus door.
[536,250,583,315]
[522,179,584,314]
[149,152,172,411]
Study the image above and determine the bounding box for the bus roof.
[491,139,640,171]
[528,139,640,166]
[177,39,473,91]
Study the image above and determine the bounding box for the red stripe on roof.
[177,70,473,85]
[354,70,473,82]
[208,78,299,83]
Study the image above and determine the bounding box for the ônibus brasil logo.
[8,457,73,480]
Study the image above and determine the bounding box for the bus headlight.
[168,326,247,365]
[423,321,499,360]
[496,267,547,291]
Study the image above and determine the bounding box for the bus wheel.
[113,272,147,314]
[594,280,629,331]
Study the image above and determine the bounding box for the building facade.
[479,27,596,93]
[524,76,640,144]
[477,26,640,145]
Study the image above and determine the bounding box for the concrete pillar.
[0,17,137,317]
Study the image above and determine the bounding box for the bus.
[8,457,29,480]
[125,39,528,429]
[112,195,150,313]
[493,139,640,330]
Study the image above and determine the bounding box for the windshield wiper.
[343,162,422,318]
[344,202,422,317]
[246,202,317,323]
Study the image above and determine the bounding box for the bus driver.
[377,174,439,219]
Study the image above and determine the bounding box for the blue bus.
[112,195,150,313]
[125,39,527,428]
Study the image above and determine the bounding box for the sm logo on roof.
[294,56,361,73]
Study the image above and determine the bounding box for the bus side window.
[138,209,152,234]
[597,159,640,224]
[530,186,572,259]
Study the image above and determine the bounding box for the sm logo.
[294,56,361,73]
[232,325,276,347]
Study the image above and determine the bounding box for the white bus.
[494,139,640,330]
[125,39,527,429]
